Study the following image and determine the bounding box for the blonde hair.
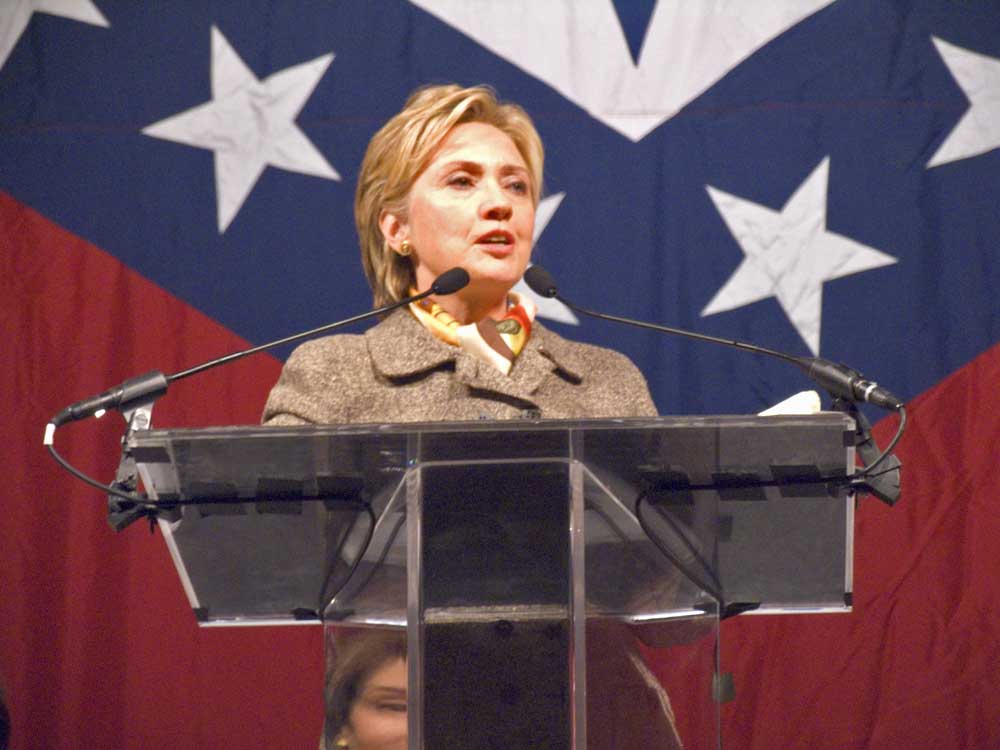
[355,84,544,307]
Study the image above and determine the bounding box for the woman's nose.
[479,180,513,221]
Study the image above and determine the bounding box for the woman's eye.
[448,175,473,188]
[377,702,407,713]
[506,180,529,195]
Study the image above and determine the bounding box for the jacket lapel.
[366,309,587,405]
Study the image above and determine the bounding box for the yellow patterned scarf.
[409,291,535,375]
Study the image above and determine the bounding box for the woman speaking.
[263,84,680,750]
[262,84,656,425]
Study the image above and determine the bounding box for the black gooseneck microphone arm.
[524,265,903,411]
[45,266,471,436]
[524,264,904,504]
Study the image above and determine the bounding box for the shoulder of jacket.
[287,332,368,363]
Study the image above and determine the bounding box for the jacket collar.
[366,308,586,388]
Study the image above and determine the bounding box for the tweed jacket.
[262,308,657,425]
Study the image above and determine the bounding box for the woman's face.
[384,121,536,314]
[343,657,407,750]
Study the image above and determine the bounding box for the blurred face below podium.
[342,657,407,750]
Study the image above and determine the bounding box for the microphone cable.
[524,264,906,487]
[44,268,471,506]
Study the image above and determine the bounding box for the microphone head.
[431,267,470,295]
[523,265,558,298]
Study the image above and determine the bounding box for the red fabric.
[3,187,998,748]
[0,193,322,749]
[713,341,1000,749]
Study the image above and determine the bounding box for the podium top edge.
[129,413,855,444]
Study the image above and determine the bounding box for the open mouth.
[475,230,515,252]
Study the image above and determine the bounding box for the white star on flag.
[927,37,1000,167]
[142,26,340,233]
[702,157,898,356]
[0,0,108,71]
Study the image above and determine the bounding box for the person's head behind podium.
[355,83,544,321]
[325,630,407,750]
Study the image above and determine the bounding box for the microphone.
[45,267,470,437]
[524,264,558,299]
[802,359,903,412]
[523,265,904,411]
[430,266,470,295]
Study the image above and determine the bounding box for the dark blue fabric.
[612,0,658,64]
[2,1,998,416]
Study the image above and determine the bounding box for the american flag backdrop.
[2,1,999,748]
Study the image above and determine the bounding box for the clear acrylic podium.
[130,414,856,749]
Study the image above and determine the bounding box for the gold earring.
[398,240,413,256]
[335,738,349,749]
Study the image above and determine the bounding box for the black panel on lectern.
[421,462,569,608]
